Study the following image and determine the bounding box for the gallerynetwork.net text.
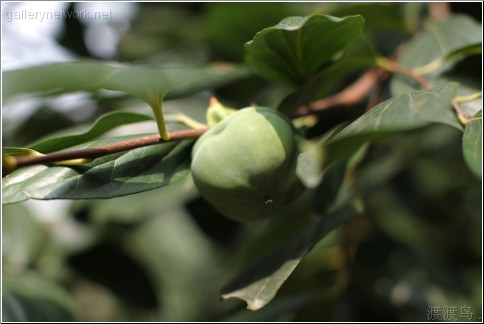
[4,9,113,22]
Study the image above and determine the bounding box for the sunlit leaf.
[2,60,250,103]
[326,83,461,165]
[244,14,364,85]
[2,134,193,205]
[462,110,482,179]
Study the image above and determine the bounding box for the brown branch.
[11,128,207,169]
[290,67,389,118]
[290,56,435,119]
[376,57,432,89]
[390,64,432,89]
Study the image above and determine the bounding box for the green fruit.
[191,107,303,221]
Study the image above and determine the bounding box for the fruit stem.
[146,90,171,141]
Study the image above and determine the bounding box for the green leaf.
[391,14,482,95]
[462,110,482,179]
[312,36,377,97]
[401,14,481,74]
[2,135,193,205]
[205,3,295,60]
[29,111,153,153]
[221,206,355,310]
[2,60,250,103]
[278,36,377,113]
[244,14,365,85]
[82,175,197,225]
[3,273,75,322]
[326,83,461,165]
[438,76,482,117]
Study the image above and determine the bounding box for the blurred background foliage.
[2,2,482,321]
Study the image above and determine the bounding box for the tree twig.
[290,67,389,118]
[375,57,432,89]
[10,128,207,169]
